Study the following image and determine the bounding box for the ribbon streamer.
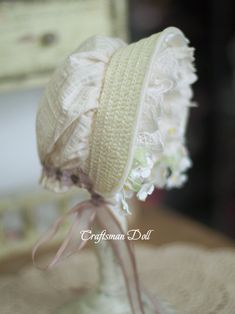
[32,193,146,314]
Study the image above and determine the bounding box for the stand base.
[57,288,176,314]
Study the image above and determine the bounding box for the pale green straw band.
[88,30,174,196]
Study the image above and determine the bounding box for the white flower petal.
[137,183,155,201]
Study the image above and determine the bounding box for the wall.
[0,88,42,194]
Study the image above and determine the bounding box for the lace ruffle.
[124,30,197,202]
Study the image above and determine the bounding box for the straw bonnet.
[36,27,196,210]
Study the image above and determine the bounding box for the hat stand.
[58,205,175,314]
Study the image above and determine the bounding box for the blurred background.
[132,0,235,238]
[0,0,235,263]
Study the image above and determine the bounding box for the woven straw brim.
[88,28,181,196]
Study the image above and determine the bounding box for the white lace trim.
[123,31,197,204]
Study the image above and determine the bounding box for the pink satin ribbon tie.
[32,193,147,314]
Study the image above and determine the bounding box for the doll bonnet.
[36,27,196,208]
